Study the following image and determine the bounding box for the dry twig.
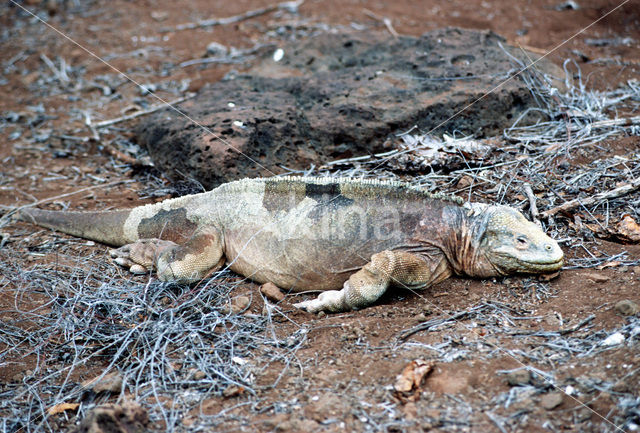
[542,176,640,218]
[167,0,304,32]
[93,93,195,128]
[363,9,399,38]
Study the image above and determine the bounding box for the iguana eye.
[515,235,528,248]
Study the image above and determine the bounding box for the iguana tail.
[16,207,133,246]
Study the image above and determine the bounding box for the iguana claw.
[110,239,177,275]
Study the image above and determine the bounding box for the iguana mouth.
[518,256,564,272]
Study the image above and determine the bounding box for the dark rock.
[137,28,562,188]
[72,402,148,433]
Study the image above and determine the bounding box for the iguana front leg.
[110,227,225,283]
[294,250,450,313]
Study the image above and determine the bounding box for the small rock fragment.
[206,42,228,57]
[506,369,531,386]
[260,282,285,302]
[82,371,123,394]
[540,392,563,410]
[584,272,609,283]
[221,295,251,314]
[615,300,639,316]
[188,368,206,380]
[150,11,168,21]
[602,332,625,346]
[222,385,245,398]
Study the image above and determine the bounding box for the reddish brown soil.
[0,1,638,432]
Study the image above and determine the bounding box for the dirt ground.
[0,0,639,432]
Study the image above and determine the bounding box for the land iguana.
[16,177,564,313]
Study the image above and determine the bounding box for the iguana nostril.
[545,244,552,251]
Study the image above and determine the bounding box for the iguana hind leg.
[110,228,225,283]
[294,250,439,313]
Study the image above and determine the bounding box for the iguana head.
[464,204,564,277]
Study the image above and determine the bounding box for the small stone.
[602,332,625,346]
[584,272,609,283]
[456,175,474,189]
[150,11,168,21]
[506,370,531,386]
[615,300,639,316]
[222,385,245,398]
[632,266,640,274]
[188,369,206,380]
[260,282,285,303]
[414,312,429,323]
[82,371,123,394]
[206,42,228,57]
[221,295,251,314]
[540,392,563,410]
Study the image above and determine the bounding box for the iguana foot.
[110,239,178,275]
[293,289,348,313]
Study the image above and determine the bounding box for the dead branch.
[589,115,640,129]
[542,176,640,218]
[167,0,304,32]
[93,93,195,128]
[179,44,274,68]
[2,180,132,221]
[40,53,69,83]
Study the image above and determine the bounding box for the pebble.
[506,369,531,386]
[584,272,609,283]
[206,42,228,57]
[615,299,639,316]
[540,392,563,410]
[188,369,206,380]
[222,385,244,398]
[221,296,251,314]
[602,332,625,346]
[260,282,285,302]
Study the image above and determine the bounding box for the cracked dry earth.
[1,1,639,432]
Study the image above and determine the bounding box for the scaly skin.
[16,177,564,313]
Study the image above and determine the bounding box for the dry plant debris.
[1,1,639,432]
